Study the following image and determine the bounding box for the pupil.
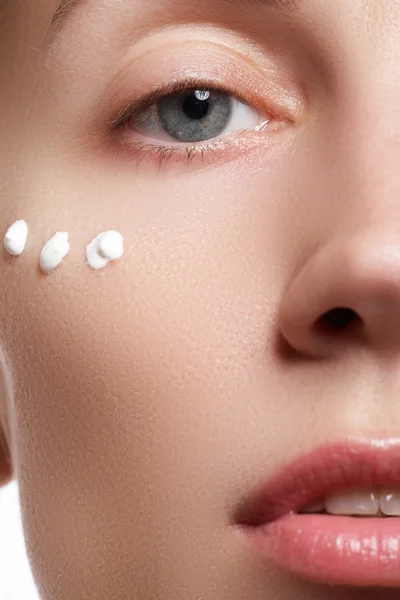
[182,91,210,120]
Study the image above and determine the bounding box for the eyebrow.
[52,0,81,28]
[51,0,300,32]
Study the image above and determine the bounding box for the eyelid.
[108,25,304,106]
[101,39,303,133]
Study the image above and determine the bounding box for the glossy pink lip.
[233,438,400,587]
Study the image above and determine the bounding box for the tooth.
[381,488,400,516]
[325,487,380,516]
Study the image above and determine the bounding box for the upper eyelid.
[100,36,305,134]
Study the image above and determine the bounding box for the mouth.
[232,437,400,587]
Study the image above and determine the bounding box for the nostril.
[314,307,362,334]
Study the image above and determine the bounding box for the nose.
[279,233,400,358]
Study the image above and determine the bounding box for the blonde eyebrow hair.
[52,0,79,26]
[49,0,300,37]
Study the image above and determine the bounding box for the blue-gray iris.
[157,89,232,143]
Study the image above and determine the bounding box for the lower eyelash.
[109,127,265,171]
[138,139,231,170]
[124,141,205,170]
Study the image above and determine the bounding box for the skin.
[2,0,400,598]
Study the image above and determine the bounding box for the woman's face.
[2,1,400,598]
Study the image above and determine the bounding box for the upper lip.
[233,437,400,527]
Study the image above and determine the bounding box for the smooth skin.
[1,1,400,598]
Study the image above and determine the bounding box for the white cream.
[4,220,28,255]
[86,231,124,270]
[40,232,70,274]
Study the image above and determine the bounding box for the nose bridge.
[339,42,400,195]
[330,66,400,235]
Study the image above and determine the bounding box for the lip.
[233,437,400,587]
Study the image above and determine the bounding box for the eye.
[125,87,264,144]
[109,77,286,169]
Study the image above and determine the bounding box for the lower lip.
[240,513,400,587]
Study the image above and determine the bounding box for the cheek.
[6,162,277,425]
[2,153,298,490]
[3,152,296,389]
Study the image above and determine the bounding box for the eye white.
[129,96,266,144]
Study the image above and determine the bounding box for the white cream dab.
[86,231,124,270]
[4,220,28,255]
[40,232,70,274]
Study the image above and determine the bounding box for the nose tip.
[279,236,400,357]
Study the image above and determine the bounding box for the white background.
[0,480,40,599]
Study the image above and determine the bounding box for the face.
[2,1,400,598]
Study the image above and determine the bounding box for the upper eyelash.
[109,76,267,132]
